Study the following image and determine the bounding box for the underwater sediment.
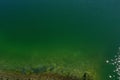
[0,66,93,80]
[0,72,93,80]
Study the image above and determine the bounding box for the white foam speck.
[106,47,120,80]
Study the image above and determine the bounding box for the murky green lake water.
[0,0,120,80]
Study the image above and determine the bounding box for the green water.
[0,0,120,80]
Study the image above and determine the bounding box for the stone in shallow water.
[31,66,47,74]
[81,73,93,80]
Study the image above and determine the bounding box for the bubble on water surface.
[106,47,120,80]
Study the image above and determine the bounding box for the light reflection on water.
[106,47,120,80]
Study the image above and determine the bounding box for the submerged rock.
[30,66,47,74]
[81,73,93,80]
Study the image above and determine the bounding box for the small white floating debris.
[106,47,120,80]
[106,60,109,63]
[109,75,112,78]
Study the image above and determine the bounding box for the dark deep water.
[0,0,120,80]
